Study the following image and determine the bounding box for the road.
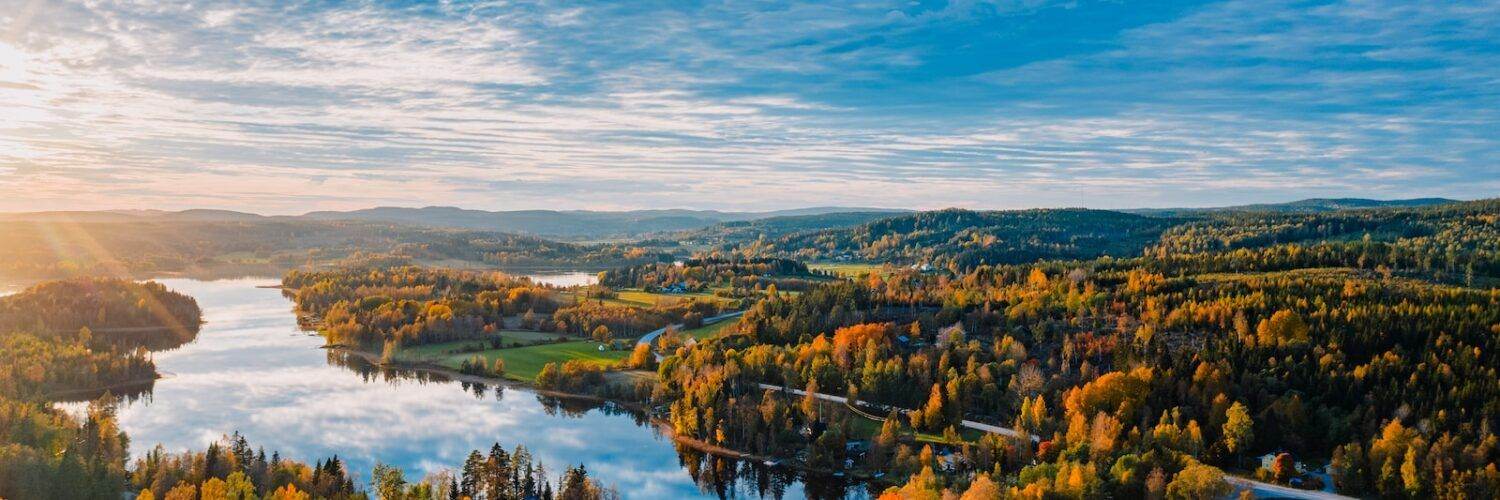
[756,383,1351,499]
[636,310,745,347]
[1225,476,1354,499]
[755,383,1027,440]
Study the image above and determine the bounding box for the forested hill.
[1128,197,1458,217]
[723,208,1182,271]
[1145,198,1500,284]
[300,206,906,239]
[0,278,202,402]
[671,211,908,247]
[0,278,202,351]
[0,219,667,280]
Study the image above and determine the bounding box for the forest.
[722,208,1182,271]
[598,257,827,293]
[286,266,729,351]
[0,279,201,496]
[4,199,1497,499]
[645,200,1500,498]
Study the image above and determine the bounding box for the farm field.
[435,340,629,381]
[611,289,734,307]
[679,319,737,340]
[809,262,890,278]
[391,330,571,363]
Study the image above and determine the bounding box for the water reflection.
[57,278,859,499]
[521,271,599,287]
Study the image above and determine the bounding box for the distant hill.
[0,209,266,223]
[731,208,1182,271]
[298,206,906,239]
[0,206,906,240]
[0,217,665,281]
[672,211,910,247]
[1128,197,1458,217]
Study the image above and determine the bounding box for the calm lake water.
[522,271,599,288]
[59,278,862,499]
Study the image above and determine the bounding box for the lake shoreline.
[329,344,890,489]
[45,374,160,402]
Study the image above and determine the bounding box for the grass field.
[392,331,571,363]
[679,319,738,340]
[610,289,735,307]
[433,340,629,381]
[561,289,734,309]
[810,262,890,278]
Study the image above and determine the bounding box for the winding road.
[755,383,1353,500]
[636,310,746,347]
[635,308,1350,500]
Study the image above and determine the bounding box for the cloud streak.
[0,0,1494,213]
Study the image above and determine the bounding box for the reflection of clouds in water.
[91,278,800,498]
[522,272,598,288]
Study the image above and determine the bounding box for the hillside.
[730,208,1181,270]
[1145,198,1500,283]
[300,206,906,239]
[1129,197,1458,217]
[674,211,908,247]
[0,219,666,280]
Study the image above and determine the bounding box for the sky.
[0,0,1495,214]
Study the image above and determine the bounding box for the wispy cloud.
[0,0,1494,213]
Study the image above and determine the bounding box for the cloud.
[0,0,1494,213]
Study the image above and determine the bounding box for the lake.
[522,271,599,287]
[59,278,865,499]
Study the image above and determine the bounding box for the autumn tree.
[1222,402,1254,462]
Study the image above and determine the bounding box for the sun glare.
[0,42,28,81]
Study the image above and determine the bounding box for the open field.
[809,262,890,278]
[612,289,735,307]
[560,288,736,309]
[679,319,737,340]
[394,331,569,362]
[434,340,630,381]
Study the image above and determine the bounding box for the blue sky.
[0,0,1495,213]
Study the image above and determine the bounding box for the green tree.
[1166,463,1230,500]
[536,362,561,388]
[1222,402,1254,460]
[372,462,408,500]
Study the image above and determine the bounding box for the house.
[1259,452,1307,474]
[662,282,689,294]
